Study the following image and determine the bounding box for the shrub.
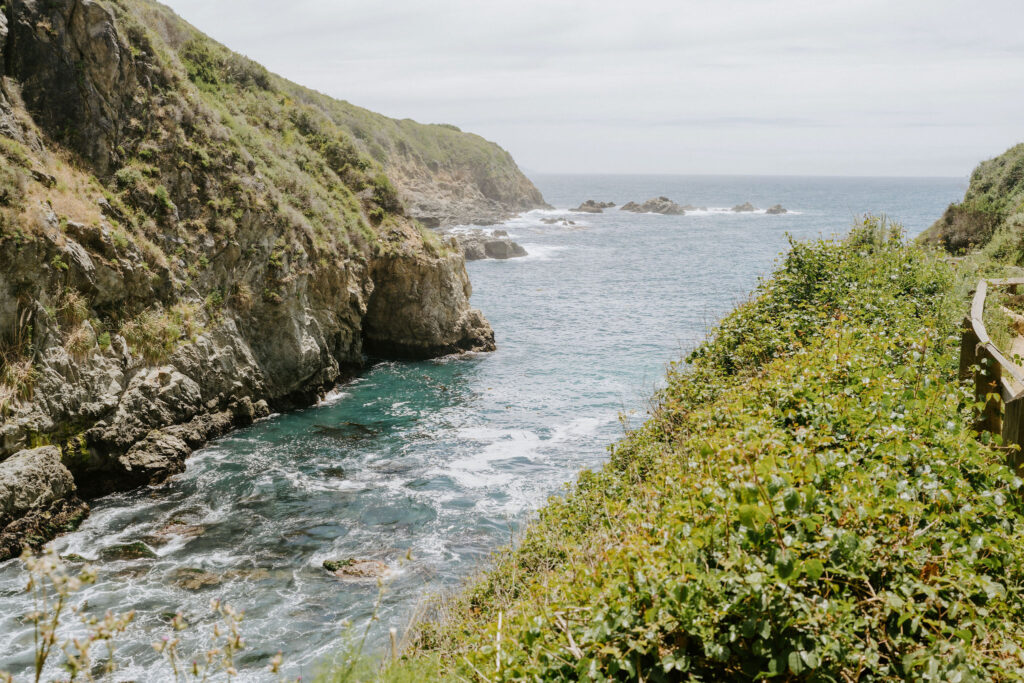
[180,38,221,86]
[920,201,1002,255]
[370,173,403,215]
[154,184,175,215]
[120,308,179,364]
[114,166,145,192]
[0,308,35,409]
[120,304,200,364]
[63,323,94,360]
[57,288,90,329]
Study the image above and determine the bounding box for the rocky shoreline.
[0,0,532,559]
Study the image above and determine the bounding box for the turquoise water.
[0,175,965,680]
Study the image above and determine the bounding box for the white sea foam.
[550,416,607,442]
[318,388,351,406]
[683,207,803,216]
[517,244,567,261]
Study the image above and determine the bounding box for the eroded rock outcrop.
[732,202,757,213]
[766,204,788,215]
[450,230,528,261]
[0,0,502,555]
[573,200,615,213]
[620,197,686,215]
[0,446,88,561]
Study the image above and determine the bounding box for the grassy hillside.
[360,219,1024,681]
[921,143,1024,254]
[119,0,546,228]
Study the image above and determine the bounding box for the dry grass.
[120,302,203,364]
[0,308,36,413]
[57,289,90,328]
[63,324,94,361]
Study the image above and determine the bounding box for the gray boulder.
[0,446,88,561]
[766,204,788,214]
[732,202,757,212]
[0,446,75,520]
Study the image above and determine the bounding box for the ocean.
[0,174,966,680]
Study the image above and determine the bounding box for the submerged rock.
[572,200,615,213]
[100,541,158,561]
[151,520,206,540]
[732,202,757,212]
[172,567,224,591]
[324,558,390,579]
[620,197,686,215]
[540,217,577,226]
[765,204,788,214]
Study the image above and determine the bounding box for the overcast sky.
[162,0,1024,177]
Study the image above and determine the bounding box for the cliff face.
[920,143,1024,254]
[0,0,517,557]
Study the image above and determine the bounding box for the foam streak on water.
[0,174,964,680]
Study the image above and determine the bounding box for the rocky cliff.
[920,142,1024,254]
[303,105,551,228]
[0,0,519,557]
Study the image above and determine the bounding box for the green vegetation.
[0,309,35,416]
[921,143,1024,254]
[352,219,1024,681]
[119,303,202,364]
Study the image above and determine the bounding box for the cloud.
[162,0,1024,176]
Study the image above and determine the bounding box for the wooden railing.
[960,278,1024,459]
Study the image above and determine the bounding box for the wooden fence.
[960,278,1024,462]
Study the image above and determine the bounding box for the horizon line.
[524,171,966,180]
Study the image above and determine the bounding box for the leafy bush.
[386,219,1024,681]
[154,184,175,215]
[370,173,403,216]
[920,201,1002,255]
[919,143,1024,255]
[114,166,145,192]
[179,38,221,86]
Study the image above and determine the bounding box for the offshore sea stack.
[620,197,686,215]
[0,0,541,556]
[573,200,615,213]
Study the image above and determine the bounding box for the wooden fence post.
[960,315,979,382]
[1003,396,1024,471]
[976,348,1003,435]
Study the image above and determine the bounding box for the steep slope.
[293,94,551,227]
[920,142,1024,253]
[0,0,512,556]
